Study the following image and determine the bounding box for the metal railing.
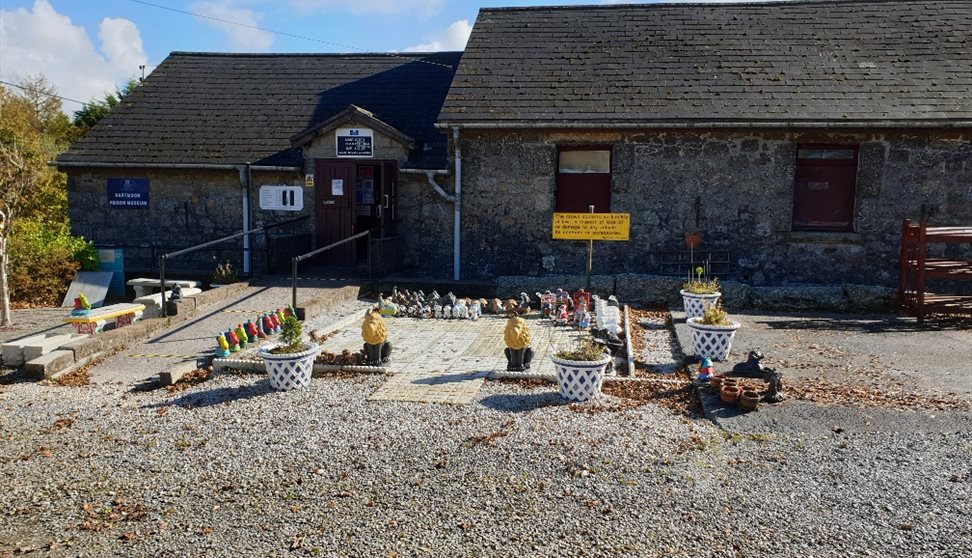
[158,216,308,316]
[292,229,375,312]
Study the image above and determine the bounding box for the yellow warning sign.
[552,212,630,241]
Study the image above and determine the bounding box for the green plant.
[273,316,305,354]
[7,220,95,306]
[211,260,239,284]
[699,304,731,326]
[682,264,720,294]
[554,337,608,362]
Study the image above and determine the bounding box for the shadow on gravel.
[145,379,275,409]
[480,392,565,413]
[747,311,971,333]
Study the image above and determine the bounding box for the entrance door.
[379,160,398,237]
[315,160,356,262]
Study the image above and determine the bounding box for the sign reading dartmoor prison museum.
[107,178,149,208]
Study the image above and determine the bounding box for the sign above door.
[336,127,374,158]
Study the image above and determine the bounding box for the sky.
[0,0,787,110]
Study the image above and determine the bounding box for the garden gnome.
[245,320,259,343]
[555,303,569,326]
[576,301,591,329]
[235,325,249,348]
[361,309,392,365]
[262,314,274,336]
[504,316,534,371]
[216,333,230,357]
[227,329,241,352]
[698,357,714,381]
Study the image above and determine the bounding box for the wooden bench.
[63,303,145,334]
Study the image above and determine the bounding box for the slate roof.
[438,0,972,127]
[57,51,461,168]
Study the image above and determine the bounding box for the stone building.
[58,0,971,300]
[436,0,972,288]
[57,51,461,275]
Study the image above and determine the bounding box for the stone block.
[719,280,752,309]
[59,336,104,361]
[22,334,86,362]
[844,284,896,314]
[615,274,682,305]
[136,288,202,318]
[750,285,848,311]
[160,360,200,386]
[495,275,615,299]
[1,333,52,367]
[24,350,75,380]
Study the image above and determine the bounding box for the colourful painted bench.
[63,303,145,334]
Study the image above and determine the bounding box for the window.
[792,144,859,232]
[556,147,612,213]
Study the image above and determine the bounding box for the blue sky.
[0,0,778,107]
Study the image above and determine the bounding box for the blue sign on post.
[107,178,149,208]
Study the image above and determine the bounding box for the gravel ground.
[2,374,971,557]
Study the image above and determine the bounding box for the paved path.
[0,308,73,346]
[88,280,362,384]
[319,314,591,404]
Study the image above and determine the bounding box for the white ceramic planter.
[258,343,321,391]
[680,290,722,320]
[686,318,740,361]
[550,353,612,402]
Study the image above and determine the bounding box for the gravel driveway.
[2,373,970,557]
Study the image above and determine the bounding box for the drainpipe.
[241,162,252,275]
[423,171,456,203]
[452,127,462,281]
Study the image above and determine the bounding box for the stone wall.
[452,129,972,286]
[67,168,308,275]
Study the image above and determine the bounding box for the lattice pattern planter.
[550,354,612,402]
[259,344,321,391]
[686,318,740,362]
[680,290,722,320]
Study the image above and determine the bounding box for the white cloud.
[0,0,147,106]
[404,19,471,53]
[189,1,274,51]
[289,0,442,16]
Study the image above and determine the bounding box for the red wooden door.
[792,146,858,231]
[379,161,398,237]
[315,160,356,262]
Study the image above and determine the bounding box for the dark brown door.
[379,160,398,237]
[556,147,612,213]
[315,160,356,262]
[792,146,858,232]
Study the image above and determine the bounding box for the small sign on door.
[331,179,344,196]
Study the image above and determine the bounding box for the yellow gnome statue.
[504,316,534,371]
[361,309,392,365]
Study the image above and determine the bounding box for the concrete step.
[136,288,203,318]
[1,333,59,367]
[24,349,75,379]
[22,334,87,362]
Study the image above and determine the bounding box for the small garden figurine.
[216,333,230,357]
[361,309,392,365]
[72,293,92,316]
[212,259,239,285]
[504,316,534,371]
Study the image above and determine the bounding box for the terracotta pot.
[709,374,724,390]
[684,231,704,250]
[739,390,760,411]
[720,385,741,405]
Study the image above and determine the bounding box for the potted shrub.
[680,265,721,319]
[686,305,740,362]
[258,315,320,391]
[211,259,239,287]
[550,337,612,402]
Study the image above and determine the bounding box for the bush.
[6,220,96,306]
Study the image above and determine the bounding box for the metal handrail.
[158,215,309,316]
[292,229,375,312]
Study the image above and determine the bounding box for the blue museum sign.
[107,178,149,208]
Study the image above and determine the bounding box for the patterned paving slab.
[319,315,592,404]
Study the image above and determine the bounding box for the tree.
[0,141,33,325]
[73,78,140,130]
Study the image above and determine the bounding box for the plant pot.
[739,390,760,412]
[505,347,534,371]
[686,317,740,362]
[679,290,722,320]
[720,385,741,405]
[259,343,321,391]
[684,231,704,250]
[550,353,612,403]
[709,374,724,391]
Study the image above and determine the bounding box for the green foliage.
[682,264,720,294]
[279,316,304,353]
[7,220,95,306]
[554,337,608,362]
[699,305,731,326]
[212,260,239,284]
[73,78,139,130]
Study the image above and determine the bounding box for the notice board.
[552,212,630,241]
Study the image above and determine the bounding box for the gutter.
[51,161,302,171]
[435,120,972,130]
[399,168,455,203]
[452,127,462,281]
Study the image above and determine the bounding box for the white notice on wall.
[331,179,344,196]
[259,185,303,211]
